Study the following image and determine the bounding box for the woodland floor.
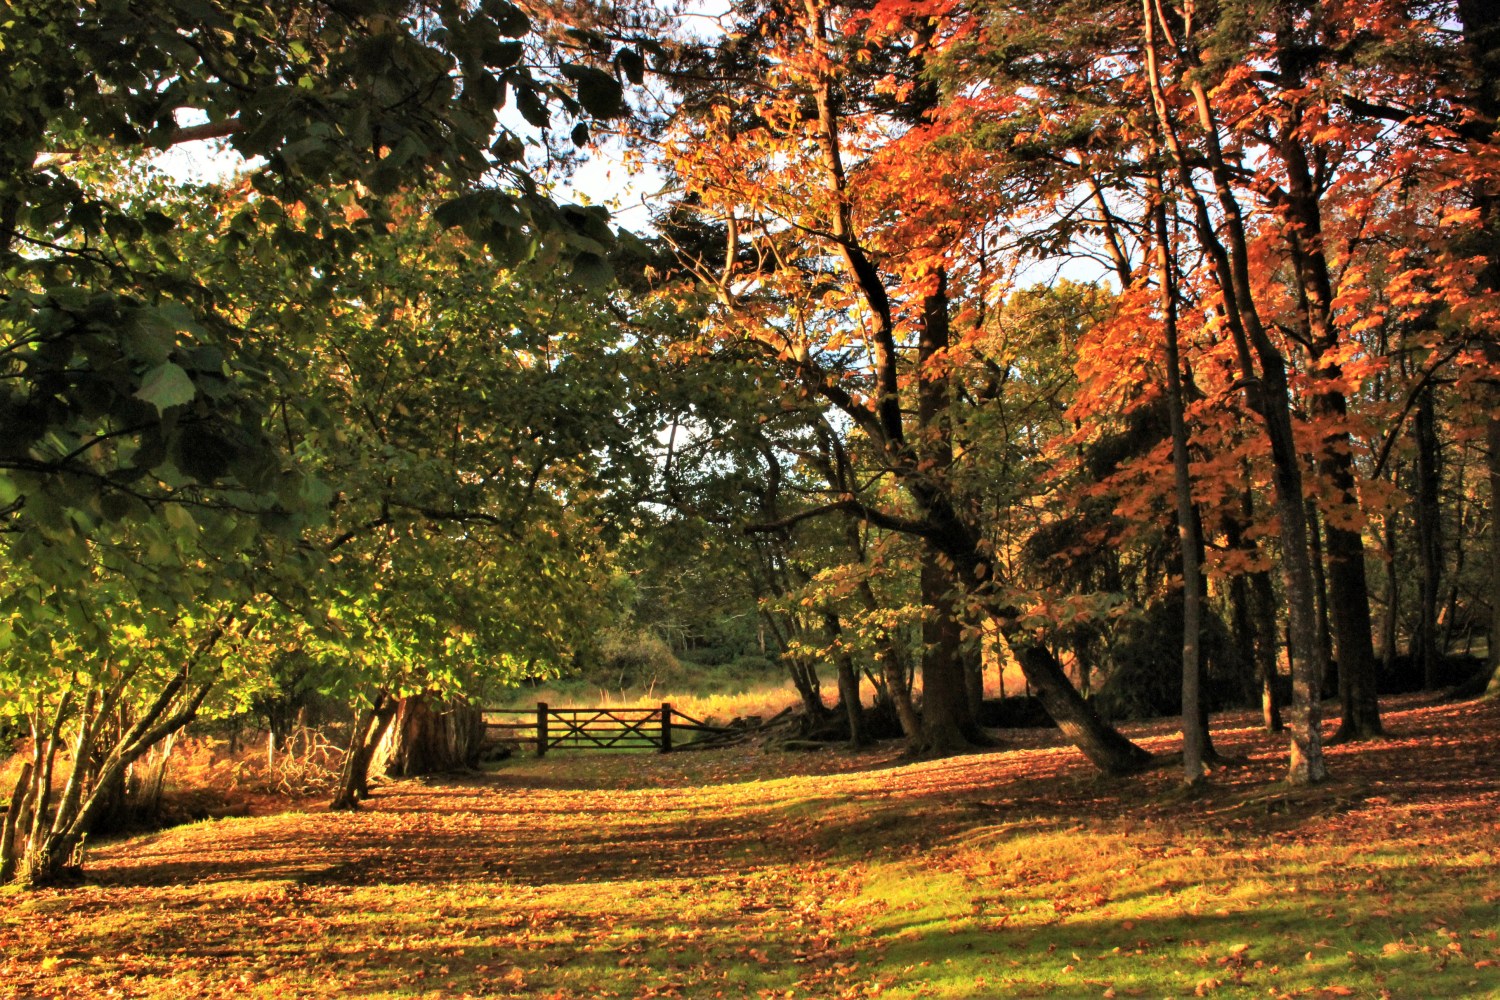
[2,693,1498,1000]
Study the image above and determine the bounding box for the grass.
[490,665,807,725]
[1,693,1498,999]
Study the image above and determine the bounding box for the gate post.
[660,702,673,754]
[537,702,548,757]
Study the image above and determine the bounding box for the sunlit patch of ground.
[2,693,1497,998]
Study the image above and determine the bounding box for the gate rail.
[483,703,726,756]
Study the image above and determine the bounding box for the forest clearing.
[3,693,1497,1000]
[7,3,1500,997]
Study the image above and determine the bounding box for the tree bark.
[878,633,922,744]
[1006,635,1154,775]
[1415,386,1444,688]
[1455,1,1500,695]
[918,551,985,755]
[823,612,867,748]
[1149,170,1208,783]
[371,695,486,778]
[1269,16,1383,739]
[330,692,399,812]
[24,670,219,887]
[1306,502,1335,697]
[1487,402,1500,695]
[1142,2,1326,782]
[787,655,829,723]
[0,762,35,884]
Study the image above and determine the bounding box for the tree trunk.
[1306,502,1336,698]
[1439,450,1467,656]
[1381,495,1402,676]
[918,551,984,756]
[330,693,399,811]
[1007,635,1153,775]
[787,655,828,723]
[1225,485,1284,732]
[1488,401,1500,696]
[1151,170,1208,784]
[823,612,867,748]
[0,762,35,884]
[1415,386,1444,688]
[963,639,985,719]
[1318,446,1383,739]
[1141,5,1325,782]
[878,635,922,744]
[371,695,486,778]
[24,696,72,861]
[1456,0,1500,698]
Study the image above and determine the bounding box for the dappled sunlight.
[2,695,1497,999]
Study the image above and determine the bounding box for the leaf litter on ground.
[1,692,1497,999]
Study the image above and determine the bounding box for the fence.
[483,703,724,756]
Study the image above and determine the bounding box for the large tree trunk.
[1456,1,1500,696]
[371,695,486,778]
[1488,404,1500,696]
[917,552,985,755]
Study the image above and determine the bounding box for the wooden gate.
[483,703,722,756]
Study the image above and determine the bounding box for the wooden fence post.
[537,702,548,757]
[660,702,673,754]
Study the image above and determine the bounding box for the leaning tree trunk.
[371,694,486,778]
[878,633,922,745]
[330,692,399,812]
[860,574,921,743]
[24,665,221,888]
[1006,636,1154,775]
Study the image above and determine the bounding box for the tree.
[637,0,1151,770]
[2,0,646,877]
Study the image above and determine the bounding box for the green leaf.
[571,122,590,147]
[616,47,646,86]
[483,0,531,37]
[134,362,196,414]
[570,252,614,289]
[562,65,624,119]
[516,85,550,128]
